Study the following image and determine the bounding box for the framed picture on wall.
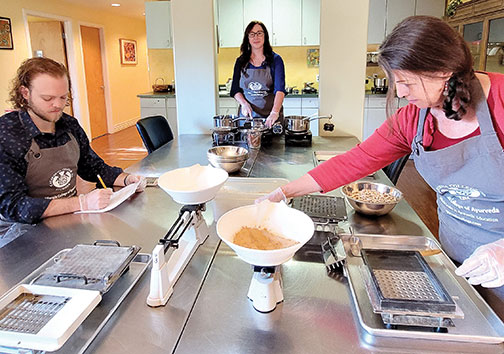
[119,38,137,65]
[0,17,14,50]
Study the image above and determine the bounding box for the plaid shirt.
[0,110,122,223]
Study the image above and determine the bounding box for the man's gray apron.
[0,112,80,247]
[412,78,504,318]
[239,64,284,125]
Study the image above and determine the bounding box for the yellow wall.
[217,46,320,90]
[1,0,150,136]
[148,49,175,86]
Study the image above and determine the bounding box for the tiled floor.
[91,127,439,238]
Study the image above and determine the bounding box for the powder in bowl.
[233,227,298,250]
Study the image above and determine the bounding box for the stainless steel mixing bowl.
[341,181,403,216]
[207,146,249,173]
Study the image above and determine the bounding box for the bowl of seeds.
[341,181,403,216]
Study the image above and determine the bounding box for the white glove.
[455,239,504,288]
[265,111,280,128]
[79,188,113,211]
[241,102,253,119]
[255,187,287,204]
[125,175,147,192]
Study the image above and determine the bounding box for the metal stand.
[247,266,283,313]
[147,204,209,307]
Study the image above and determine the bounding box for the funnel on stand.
[217,201,314,312]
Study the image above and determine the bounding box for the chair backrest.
[382,154,409,185]
[136,116,174,154]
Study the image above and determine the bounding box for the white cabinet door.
[386,0,415,36]
[272,0,302,46]
[145,1,172,49]
[218,0,244,48]
[302,0,320,46]
[301,108,319,136]
[415,0,445,17]
[243,0,273,34]
[363,108,387,140]
[367,0,386,44]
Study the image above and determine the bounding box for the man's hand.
[79,188,113,211]
[125,175,147,192]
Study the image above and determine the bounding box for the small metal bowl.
[341,181,403,216]
[207,146,249,173]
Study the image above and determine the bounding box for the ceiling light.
[111,3,121,7]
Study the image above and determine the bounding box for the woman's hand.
[255,187,287,203]
[241,102,253,119]
[265,111,280,128]
[78,188,113,211]
[455,238,504,288]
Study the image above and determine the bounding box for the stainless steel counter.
[1,135,502,353]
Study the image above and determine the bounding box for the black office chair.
[382,154,410,185]
[136,116,174,154]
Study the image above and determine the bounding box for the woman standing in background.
[230,21,286,128]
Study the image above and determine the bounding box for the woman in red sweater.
[263,16,504,318]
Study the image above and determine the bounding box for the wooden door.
[28,20,73,116]
[81,26,108,139]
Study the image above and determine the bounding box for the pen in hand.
[97,174,107,189]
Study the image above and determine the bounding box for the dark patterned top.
[0,110,122,223]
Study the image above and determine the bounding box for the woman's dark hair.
[378,16,474,121]
[237,21,274,73]
[9,57,72,110]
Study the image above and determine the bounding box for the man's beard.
[26,98,63,123]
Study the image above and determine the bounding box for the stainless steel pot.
[213,115,240,130]
[285,114,332,132]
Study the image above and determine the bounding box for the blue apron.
[411,77,504,318]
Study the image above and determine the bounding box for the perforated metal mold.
[0,293,69,334]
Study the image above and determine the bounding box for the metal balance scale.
[148,164,228,307]
[216,200,315,313]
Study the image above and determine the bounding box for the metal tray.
[2,250,151,354]
[341,233,504,344]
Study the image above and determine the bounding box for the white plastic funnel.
[216,201,314,266]
[158,164,228,205]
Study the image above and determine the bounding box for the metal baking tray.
[341,233,504,344]
[33,243,140,294]
[1,250,151,353]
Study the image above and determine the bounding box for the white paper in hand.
[76,181,139,214]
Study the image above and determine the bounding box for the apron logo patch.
[49,168,73,189]
[248,82,262,91]
[437,184,483,200]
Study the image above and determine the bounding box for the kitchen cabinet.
[367,0,386,44]
[272,0,302,46]
[386,0,416,36]
[217,0,320,47]
[140,97,178,137]
[145,1,173,49]
[283,96,320,136]
[363,95,401,140]
[243,0,273,36]
[368,0,444,44]
[217,0,244,48]
[302,0,320,45]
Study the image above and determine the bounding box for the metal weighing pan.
[341,233,504,344]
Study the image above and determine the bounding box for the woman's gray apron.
[0,112,80,248]
[239,64,284,125]
[411,78,504,318]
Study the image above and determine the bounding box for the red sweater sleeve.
[308,104,421,193]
